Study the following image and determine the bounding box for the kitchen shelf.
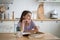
[1,19,60,21]
[0,19,15,21]
[33,19,60,21]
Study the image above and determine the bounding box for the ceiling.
[0,0,13,4]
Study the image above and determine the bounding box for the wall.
[6,2,60,19]
[8,0,39,18]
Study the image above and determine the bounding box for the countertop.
[0,32,60,40]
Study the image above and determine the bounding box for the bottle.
[8,13,9,20]
[4,13,6,20]
[12,11,14,20]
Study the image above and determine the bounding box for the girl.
[17,10,38,33]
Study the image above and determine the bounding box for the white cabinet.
[0,21,14,33]
[33,21,60,37]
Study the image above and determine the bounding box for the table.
[0,33,60,40]
[17,33,60,40]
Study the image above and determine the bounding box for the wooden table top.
[0,32,60,40]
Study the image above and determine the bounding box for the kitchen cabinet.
[0,21,14,33]
[33,20,60,37]
[0,20,60,37]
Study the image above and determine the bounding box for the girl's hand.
[22,20,26,23]
[21,20,26,32]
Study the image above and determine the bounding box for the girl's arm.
[28,26,38,34]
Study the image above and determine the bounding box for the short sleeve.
[31,21,36,28]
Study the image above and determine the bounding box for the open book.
[22,32,31,36]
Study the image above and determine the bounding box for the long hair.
[19,10,32,22]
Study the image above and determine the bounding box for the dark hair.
[19,10,32,22]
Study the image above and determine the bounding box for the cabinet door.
[0,21,14,33]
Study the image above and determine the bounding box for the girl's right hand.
[21,20,26,32]
[22,20,26,23]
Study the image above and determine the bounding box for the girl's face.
[23,13,32,23]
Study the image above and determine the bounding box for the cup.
[16,31,23,37]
